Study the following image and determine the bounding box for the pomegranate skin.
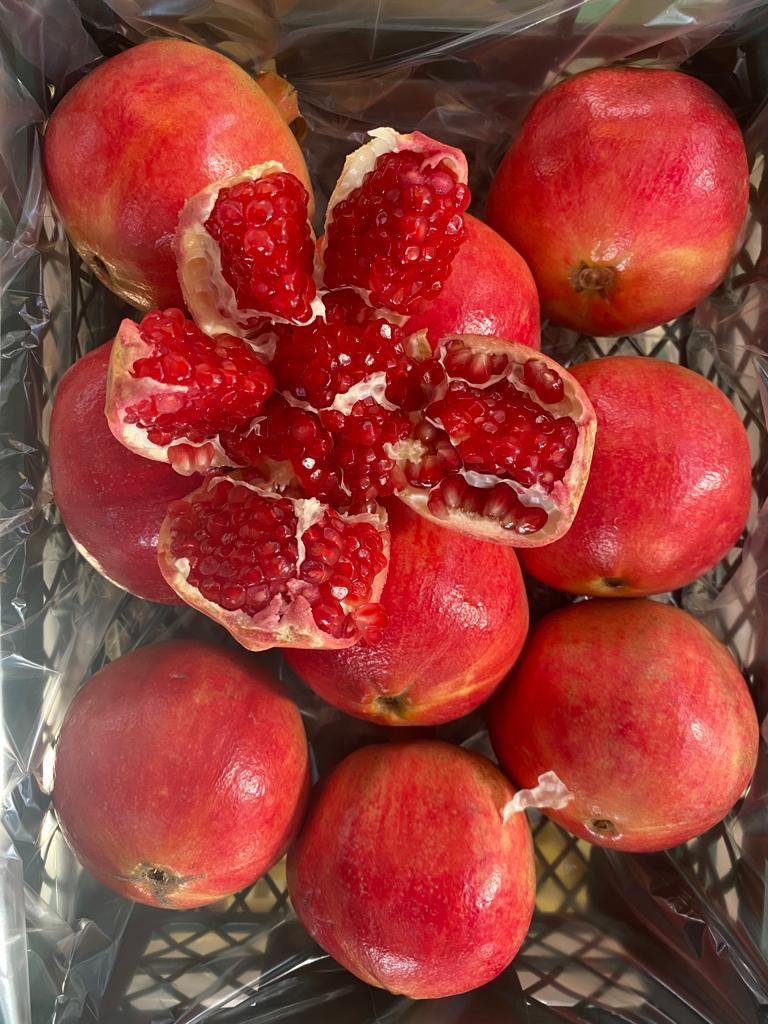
[489,600,758,853]
[287,740,535,998]
[487,68,748,336]
[50,344,200,603]
[404,215,540,349]
[53,641,310,908]
[44,39,310,309]
[285,501,528,725]
[521,356,752,597]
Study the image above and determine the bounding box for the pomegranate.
[49,344,199,603]
[521,356,752,596]
[53,640,309,908]
[176,164,323,340]
[489,600,759,853]
[487,68,749,336]
[287,740,535,998]
[44,39,310,309]
[105,308,274,475]
[321,128,470,315]
[285,501,528,725]
[157,471,389,651]
[393,336,596,545]
[404,215,540,349]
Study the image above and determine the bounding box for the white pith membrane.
[319,126,470,307]
[105,318,236,475]
[157,473,389,651]
[501,771,574,824]
[392,334,597,547]
[175,162,325,345]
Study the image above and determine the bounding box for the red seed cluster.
[426,378,578,493]
[205,172,316,323]
[323,150,470,314]
[270,290,406,409]
[126,309,273,447]
[427,475,549,535]
[167,478,387,638]
[322,398,412,502]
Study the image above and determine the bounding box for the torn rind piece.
[501,771,573,823]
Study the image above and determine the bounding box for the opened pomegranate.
[521,356,753,595]
[50,344,200,603]
[287,740,535,998]
[489,600,759,852]
[286,500,529,725]
[404,214,541,349]
[487,68,748,335]
[157,472,389,650]
[321,128,470,315]
[176,164,323,340]
[53,641,309,908]
[105,308,274,475]
[44,39,310,309]
[392,336,596,545]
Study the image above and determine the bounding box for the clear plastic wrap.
[1,0,767,1021]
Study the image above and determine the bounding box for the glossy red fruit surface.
[487,68,748,335]
[286,501,528,724]
[53,641,309,907]
[521,356,752,596]
[49,343,199,603]
[489,600,758,852]
[287,740,535,998]
[44,39,310,309]
[404,215,540,350]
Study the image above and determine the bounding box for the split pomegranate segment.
[321,128,470,315]
[394,337,597,546]
[105,309,274,475]
[157,472,390,650]
[175,163,323,344]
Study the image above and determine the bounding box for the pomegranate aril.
[323,149,470,314]
[524,358,565,404]
[116,310,274,457]
[205,172,317,323]
[426,476,548,536]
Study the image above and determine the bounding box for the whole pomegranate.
[404,214,540,349]
[285,501,529,725]
[44,39,310,309]
[53,640,309,908]
[49,344,200,603]
[489,600,758,852]
[487,68,748,335]
[521,356,752,596]
[287,740,535,998]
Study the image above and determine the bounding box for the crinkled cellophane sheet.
[2,1,768,1021]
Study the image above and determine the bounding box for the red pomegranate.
[392,336,596,546]
[53,640,309,907]
[487,68,749,336]
[404,215,540,349]
[321,128,470,316]
[49,344,199,603]
[158,472,389,651]
[489,600,758,852]
[285,501,528,724]
[521,356,752,596]
[287,740,535,998]
[105,308,274,475]
[176,165,324,339]
[44,39,310,309]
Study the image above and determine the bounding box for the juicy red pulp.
[125,309,274,447]
[165,477,387,639]
[323,150,470,314]
[400,341,580,536]
[205,172,316,323]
